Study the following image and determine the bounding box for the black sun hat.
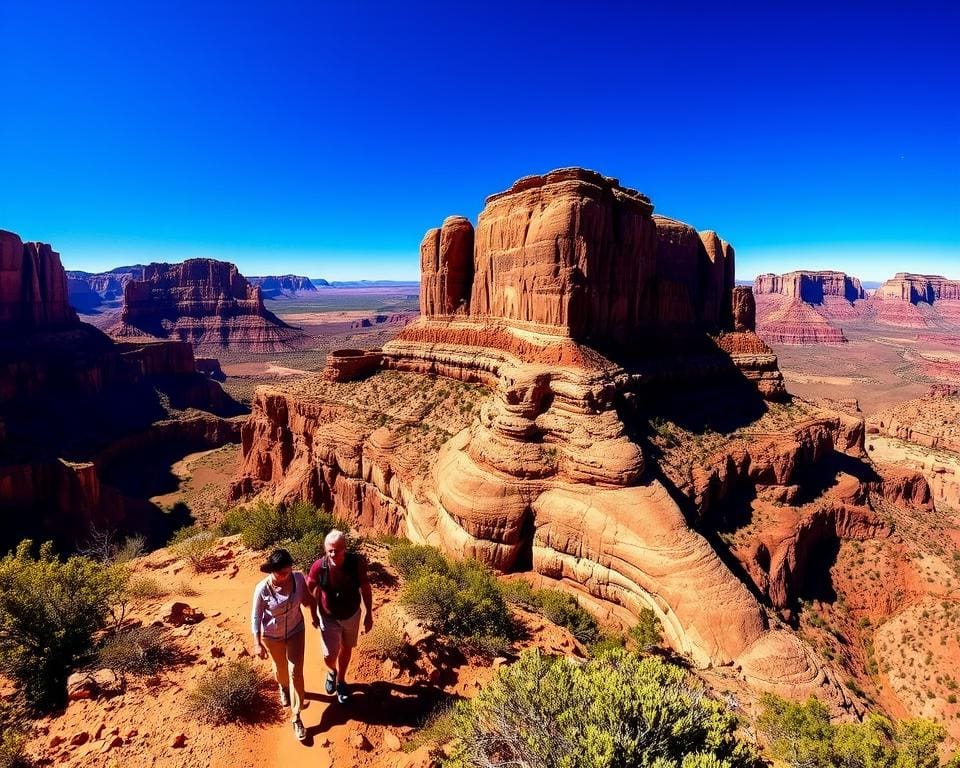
[259,548,294,573]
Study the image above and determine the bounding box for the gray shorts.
[319,608,361,658]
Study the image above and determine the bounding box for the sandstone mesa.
[111,258,305,352]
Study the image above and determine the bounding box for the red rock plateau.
[111,259,305,352]
[754,270,866,344]
[0,230,244,553]
[868,273,960,329]
[225,168,940,710]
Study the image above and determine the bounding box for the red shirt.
[307,552,368,620]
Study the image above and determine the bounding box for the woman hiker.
[250,548,316,742]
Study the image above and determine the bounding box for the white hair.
[325,529,346,547]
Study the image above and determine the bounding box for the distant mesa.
[753,270,866,344]
[66,265,145,313]
[754,270,866,304]
[247,274,324,298]
[868,272,960,328]
[110,258,306,352]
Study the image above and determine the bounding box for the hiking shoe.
[293,717,306,742]
[279,686,290,707]
[324,670,337,695]
[336,681,350,704]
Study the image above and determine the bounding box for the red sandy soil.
[20,537,579,768]
[770,324,960,416]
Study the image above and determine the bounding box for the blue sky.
[1,1,957,281]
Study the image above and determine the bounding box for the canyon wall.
[0,230,243,552]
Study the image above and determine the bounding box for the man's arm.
[299,573,320,628]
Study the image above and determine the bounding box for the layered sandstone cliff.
[755,271,865,303]
[228,169,877,706]
[757,299,847,344]
[1,230,79,331]
[112,259,304,351]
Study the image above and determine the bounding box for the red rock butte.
[111,258,304,351]
[866,272,960,329]
[753,270,867,345]
[232,169,877,708]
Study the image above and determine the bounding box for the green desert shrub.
[221,500,347,550]
[629,606,665,652]
[168,527,217,572]
[446,648,761,768]
[589,632,628,656]
[0,700,31,768]
[187,659,266,724]
[221,500,354,571]
[758,694,949,768]
[527,588,599,644]
[361,623,407,660]
[96,625,176,680]
[501,579,599,644]
[0,541,126,712]
[394,543,514,652]
[389,541,449,579]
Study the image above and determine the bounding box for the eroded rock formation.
[112,259,304,351]
[755,271,865,303]
[1,230,78,331]
[322,350,383,382]
[229,169,878,707]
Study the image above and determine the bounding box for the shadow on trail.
[300,680,463,744]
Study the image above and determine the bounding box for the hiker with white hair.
[306,529,374,704]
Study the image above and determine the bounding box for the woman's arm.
[250,582,268,658]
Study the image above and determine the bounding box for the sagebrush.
[446,648,761,768]
[0,541,126,712]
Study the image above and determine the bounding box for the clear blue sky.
[1,1,957,281]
